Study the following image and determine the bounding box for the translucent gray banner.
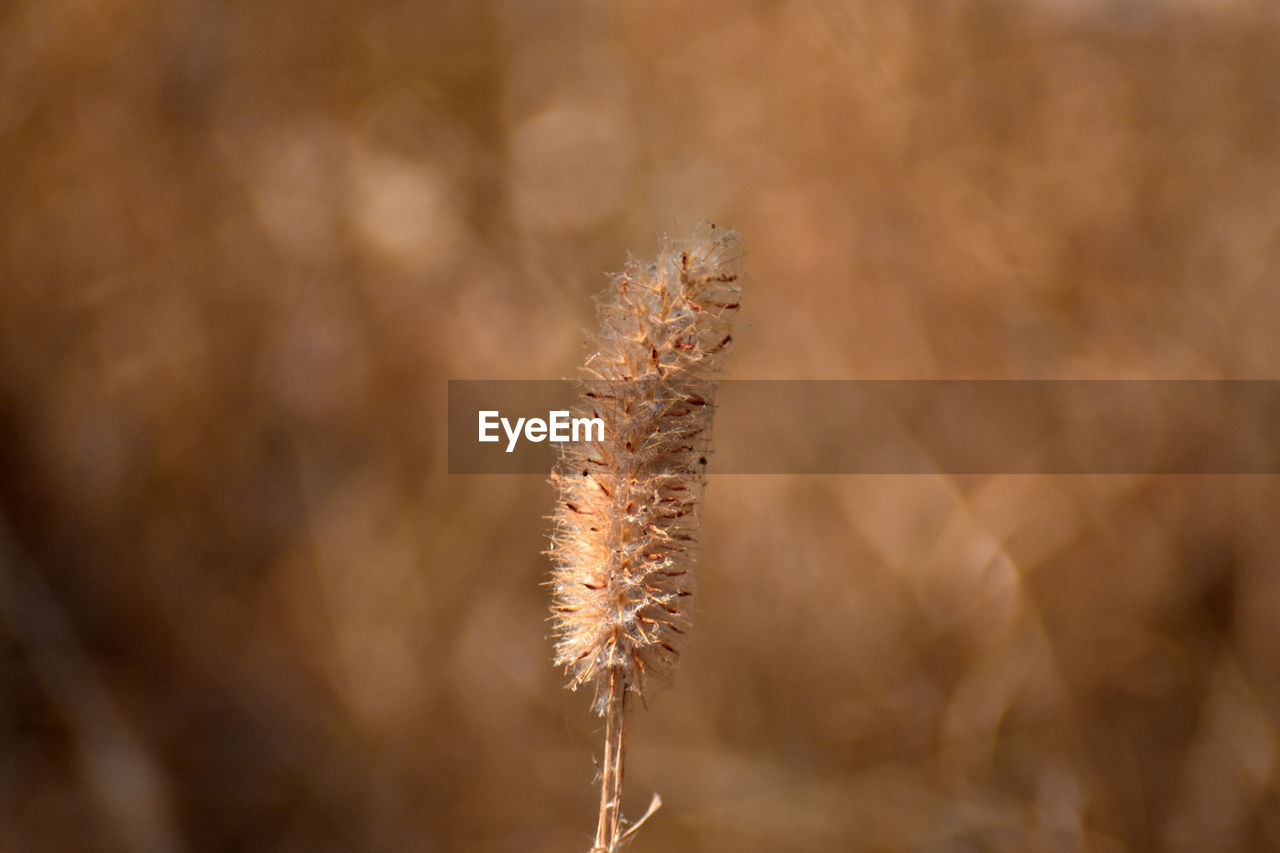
[448,380,1280,475]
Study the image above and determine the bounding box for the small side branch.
[619,793,663,845]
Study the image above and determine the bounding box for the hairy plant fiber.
[548,221,741,713]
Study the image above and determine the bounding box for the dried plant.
[547,222,742,851]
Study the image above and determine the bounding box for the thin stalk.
[593,667,626,852]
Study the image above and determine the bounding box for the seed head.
[547,221,741,713]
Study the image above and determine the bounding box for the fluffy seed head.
[547,221,741,713]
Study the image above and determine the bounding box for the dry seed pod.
[548,221,741,712]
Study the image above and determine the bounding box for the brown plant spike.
[547,222,741,851]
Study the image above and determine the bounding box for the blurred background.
[2,1,1279,850]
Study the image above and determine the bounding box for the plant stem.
[594,667,626,852]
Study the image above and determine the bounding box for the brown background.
[2,1,1279,850]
